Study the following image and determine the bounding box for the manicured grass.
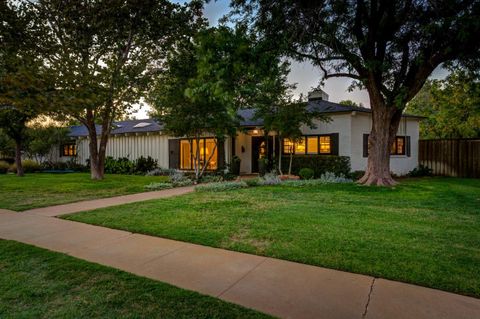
[0,173,168,211]
[0,240,270,318]
[64,177,480,298]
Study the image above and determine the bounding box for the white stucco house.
[59,90,422,175]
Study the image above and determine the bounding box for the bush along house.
[59,90,422,176]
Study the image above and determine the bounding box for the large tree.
[408,68,480,138]
[0,1,51,176]
[32,0,203,179]
[150,25,290,180]
[233,0,480,185]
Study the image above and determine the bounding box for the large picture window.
[180,138,218,170]
[61,143,77,157]
[283,135,333,155]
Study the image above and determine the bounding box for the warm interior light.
[253,129,259,134]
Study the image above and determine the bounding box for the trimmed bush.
[299,168,314,180]
[0,161,9,174]
[281,155,350,178]
[349,170,365,180]
[195,181,247,192]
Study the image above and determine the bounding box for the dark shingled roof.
[69,100,423,137]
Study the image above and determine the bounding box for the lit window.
[180,138,217,170]
[391,137,405,155]
[62,143,76,156]
[319,136,331,154]
[294,137,306,154]
[307,136,318,154]
[283,139,294,154]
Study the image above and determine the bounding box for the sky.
[134,0,448,118]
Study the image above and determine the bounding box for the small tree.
[25,125,69,164]
[33,0,203,179]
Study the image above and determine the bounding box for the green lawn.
[0,240,269,318]
[0,173,168,211]
[64,177,480,298]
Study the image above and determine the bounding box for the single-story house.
[58,90,422,175]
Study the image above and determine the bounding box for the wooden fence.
[419,139,480,178]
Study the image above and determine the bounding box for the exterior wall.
[73,133,171,168]
[300,114,352,157]
[349,112,420,175]
[234,132,253,174]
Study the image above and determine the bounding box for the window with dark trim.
[391,136,406,155]
[282,135,333,155]
[363,135,409,157]
[61,143,77,157]
[179,138,218,170]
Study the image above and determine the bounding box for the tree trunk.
[358,105,402,186]
[216,138,225,172]
[15,139,24,177]
[288,151,293,176]
[278,134,283,175]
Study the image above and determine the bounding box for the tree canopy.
[31,0,204,179]
[408,69,480,139]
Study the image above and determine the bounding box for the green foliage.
[298,168,314,180]
[407,165,433,177]
[24,125,69,164]
[350,170,366,181]
[408,69,480,138]
[103,156,158,175]
[200,174,223,183]
[229,156,241,176]
[144,182,174,191]
[244,178,261,187]
[195,181,248,192]
[280,155,351,178]
[10,160,41,173]
[259,172,281,185]
[0,161,9,174]
[339,100,363,107]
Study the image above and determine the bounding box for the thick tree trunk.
[15,139,24,177]
[358,105,402,186]
[278,134,283,175]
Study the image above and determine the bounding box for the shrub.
[319,172,353,183]
[11,160,41,173]
[298,168,314,180]
[349,170,365,180]
[244,178,261,187]
[229,155,241,176]
[280,155,350,178]
[259,172,281,185]
[104,157,135,174]
[169,169,185,183]
[135,156,158,174]
[0,161,9,174]
[145,167,176,176]
[144,182,174,191]
[195,181,247,192]
[258,158,269,176]
[408,165,433,177]
[200,174,223,183]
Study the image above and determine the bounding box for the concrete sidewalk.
[22,185,195,216]
[0,210,479,319]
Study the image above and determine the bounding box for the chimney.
[308,89,329,101]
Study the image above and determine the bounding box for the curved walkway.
[1,191,479,319]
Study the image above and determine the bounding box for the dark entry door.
[251,136,279,173]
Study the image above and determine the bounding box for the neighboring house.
[59,90,422,175]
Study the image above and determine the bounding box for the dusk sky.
[135,0,448,117]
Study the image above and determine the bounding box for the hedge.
[280,155,351,178]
